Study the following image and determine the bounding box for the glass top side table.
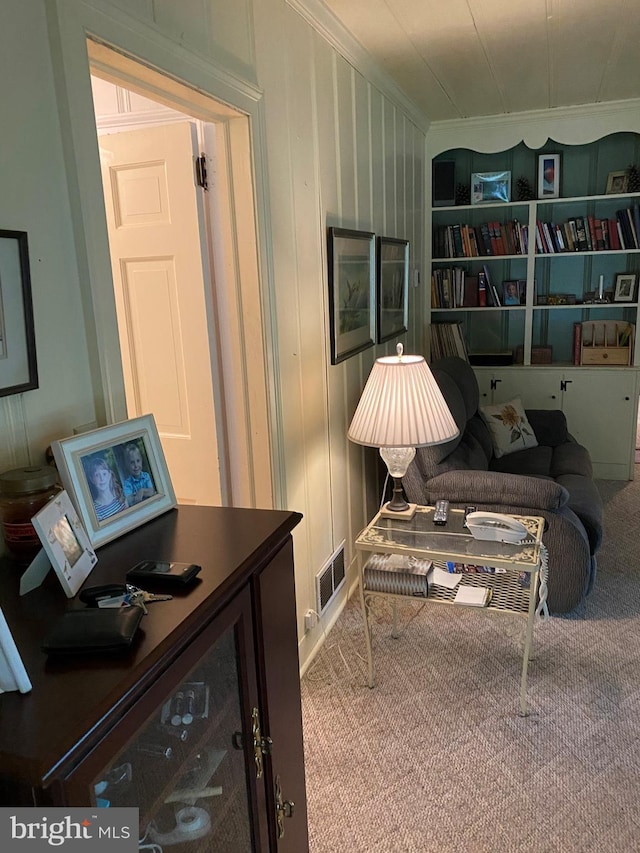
[355,505,546,715]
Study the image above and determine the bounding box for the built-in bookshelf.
[430,135,640,369]
[428,130,640,480]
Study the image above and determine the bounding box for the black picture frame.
[0,230,38,397]
[327,227,375,364]
[377,236,409,343]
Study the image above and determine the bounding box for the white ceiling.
[318,0,640,122]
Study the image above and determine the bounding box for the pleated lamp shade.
[348,345,459,449]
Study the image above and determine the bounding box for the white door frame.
[47,1,279,509]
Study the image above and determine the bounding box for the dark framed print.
[538,154,561,199]
[51,414,176,549]
[377,236,409,343]
[0,230,38,396]
[327,227,375,364]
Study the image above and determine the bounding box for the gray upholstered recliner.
[402,357,603,614]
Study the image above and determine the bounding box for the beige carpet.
[301,473,640,852]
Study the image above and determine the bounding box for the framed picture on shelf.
[51,414,177,549]
[606,171,628,195]
[614,273,636,302]
[502,280,526,305]
[376,236,409,343]
[327,227,376,364]
[471,171,511,205]
[0,230,38,397]
[537,154,561,199]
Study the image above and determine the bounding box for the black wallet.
[42,606,144,656]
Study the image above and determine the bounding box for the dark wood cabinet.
[0,505,308,852]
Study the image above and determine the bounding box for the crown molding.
[287,0,429,133]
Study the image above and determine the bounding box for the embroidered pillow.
[479,397,538,458]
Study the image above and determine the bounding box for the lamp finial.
[396,342,404,360]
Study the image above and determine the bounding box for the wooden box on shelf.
[580,320,634,366]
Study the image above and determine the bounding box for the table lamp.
[348,343,459,519]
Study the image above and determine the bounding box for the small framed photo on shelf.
[327,227,376,364]
[537,154,561,199]
[502,280,523,305]
[471,172,511,205]
[614,273,636,302]
[376,236,409,343]
[606,171,629,195]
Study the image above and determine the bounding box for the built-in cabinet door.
[61,587,270,852]
[562,370,638,478]
[254,539,309,852]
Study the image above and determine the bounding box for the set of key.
[79,583,172,614]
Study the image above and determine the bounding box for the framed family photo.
[51,414,176,549]
[377,236,409,343]
[327,227,375,364]
[0,230,38,397]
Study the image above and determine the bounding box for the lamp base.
[380,501,417,520]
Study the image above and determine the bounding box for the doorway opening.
[86,40,274,510]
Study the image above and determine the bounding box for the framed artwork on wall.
[376,236,409,343]
[51,414,177,549]
[537,154,561,199]
[0,230,38,397]
[327,227,376,364]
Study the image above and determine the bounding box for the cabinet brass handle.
[275,774,295,839]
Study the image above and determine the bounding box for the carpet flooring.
[301,473,640,852]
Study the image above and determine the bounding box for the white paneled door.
[100,121,222,506]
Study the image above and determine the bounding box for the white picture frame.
[51,414,177,549]
[537,153,561,199]
[31,491,97,597]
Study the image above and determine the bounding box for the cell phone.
[126,560,201,587]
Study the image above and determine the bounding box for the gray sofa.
[402,356,603,614]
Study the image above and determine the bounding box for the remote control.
[433,499,449,525]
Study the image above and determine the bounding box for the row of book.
[429,322,469,362]
[431,265,503,309]
[433,219,529,259]
[536,206,640,253]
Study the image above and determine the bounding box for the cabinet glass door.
[63,588,266,852]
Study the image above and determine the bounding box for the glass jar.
[0,466,60,562]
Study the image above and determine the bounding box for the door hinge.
[251,707,272,779]
[195,154,208,191]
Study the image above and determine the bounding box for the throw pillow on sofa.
[479,397,538,458]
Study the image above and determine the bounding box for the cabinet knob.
[625,396,630,401]
[551,395,556,399]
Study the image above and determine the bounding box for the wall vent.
[315,541,346,614]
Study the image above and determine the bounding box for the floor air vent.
[316,541,346,614]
